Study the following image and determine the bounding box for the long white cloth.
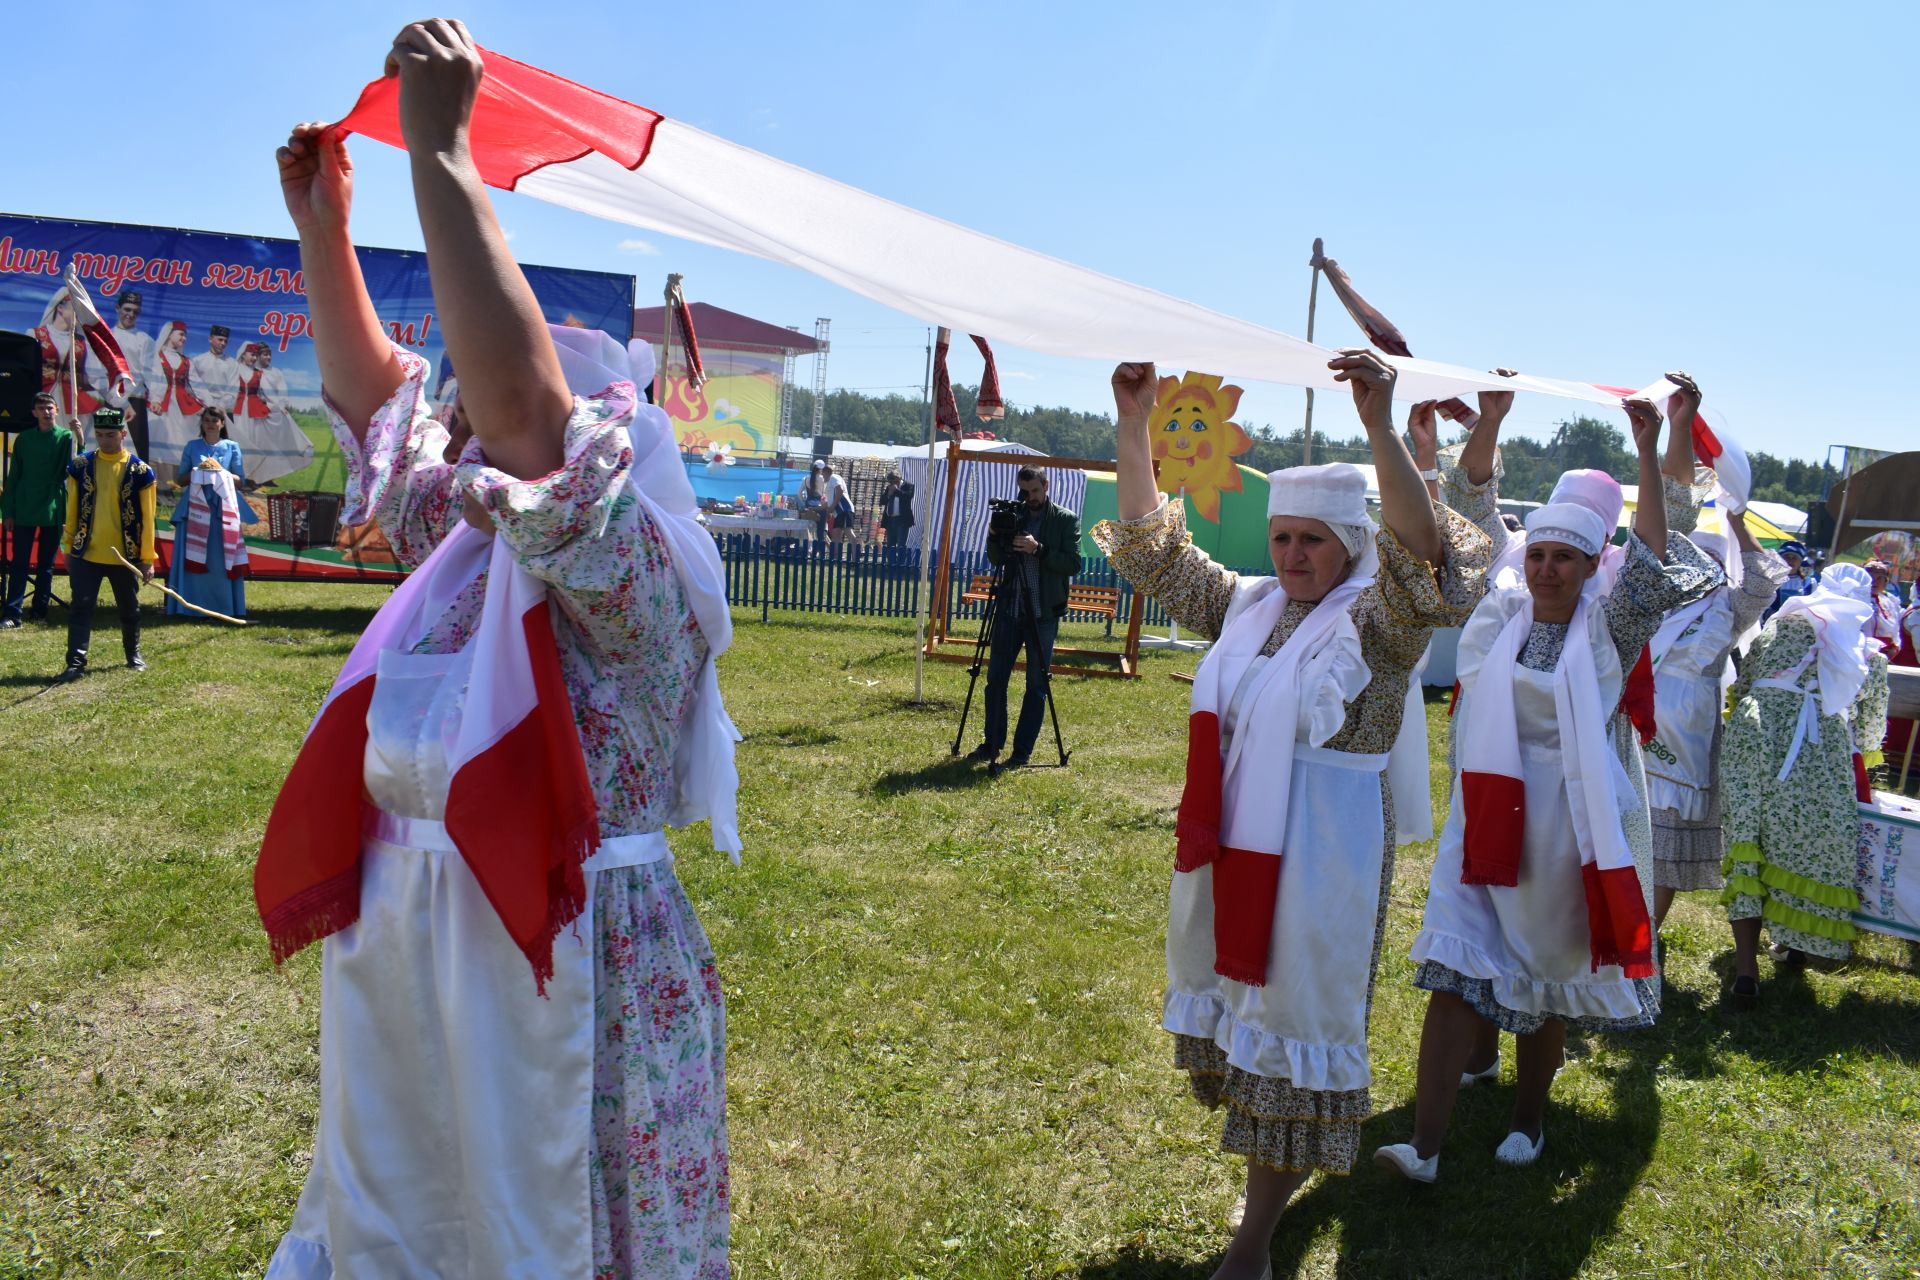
[338,60,1678,410]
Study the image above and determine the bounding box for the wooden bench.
[961,573,1121,623]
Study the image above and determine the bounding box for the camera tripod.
[950,550,1069,768]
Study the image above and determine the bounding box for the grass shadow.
[871,755,996,796]
[1690,949,1920,1069]
[1077,1028,1663,1280]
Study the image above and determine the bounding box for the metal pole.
[655,274,679,408]
[1301,239,1322,466]
[912,327,941,703]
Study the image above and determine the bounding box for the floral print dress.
[1093,499,1489,1175]
[1646,479,1784,891]
[333,346,728,1278]
[1721,613,1890,959]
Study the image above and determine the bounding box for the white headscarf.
[545,325,743,855]
[1266,462,1379,576]
[1524,502,1608,557]
[1822,562,1873,604]
[1491,469,1626,592]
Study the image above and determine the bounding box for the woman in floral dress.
[1095,355,1490,1280]
[1377,399,1720,1182]
[1643,417,1784,925]
[1721,574,1889,1001]
[259,21,733,1278]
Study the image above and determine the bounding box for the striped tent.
[900,443,1089,562]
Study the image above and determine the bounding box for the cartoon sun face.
[1148,372,1253,523]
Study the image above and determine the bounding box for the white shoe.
[1226,1190,1246,1229]
[1459,1055,1500,1088]
[1493,1129,1545,1166]
[1372,1142,1438,1184]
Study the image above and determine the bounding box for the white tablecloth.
[703,513,815,541]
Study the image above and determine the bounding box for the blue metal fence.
[712,533,1259,629]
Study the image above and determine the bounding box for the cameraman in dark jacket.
[971,465,1081,773]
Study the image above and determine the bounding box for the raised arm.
[1661,370,1702,487]
[1407,400,1440,502]
[389,19,570,480]
[1111,361,1162,520]
[1329,348,1440,564]
[1455,375,1516,486]
[277,124,404,438]
[1626,398,1668,560]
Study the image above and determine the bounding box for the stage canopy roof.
[632,301,828,356]
[1825,450,1920,552]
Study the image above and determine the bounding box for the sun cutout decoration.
[1148,372,1252,523]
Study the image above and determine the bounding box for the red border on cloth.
[445,602,600,993]
[1581,862,1654,978]
[256,676,379,962]
[1460,770,1526,885]
[1211,847,1283,986]
[1175,711,1224,873]
[1622,645,1658,746]
[336,46,663,191]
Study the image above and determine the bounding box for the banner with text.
[0,211,633,581]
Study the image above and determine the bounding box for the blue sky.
[13,1,1914,462]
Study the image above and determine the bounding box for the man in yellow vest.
[57,407,156,681]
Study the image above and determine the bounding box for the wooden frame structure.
[922,436,1144,678]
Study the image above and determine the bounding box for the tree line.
[787,386,1838,516]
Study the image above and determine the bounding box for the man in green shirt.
[2,392,76,627]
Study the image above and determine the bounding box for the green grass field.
[2,588,1916,1278]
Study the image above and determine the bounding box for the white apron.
[1644,594,1734,821]
[1413,664,1646,1023]
[267,646,666,1280]
[1163,742,1389,1093]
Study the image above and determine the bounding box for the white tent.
[900,442,1088,561]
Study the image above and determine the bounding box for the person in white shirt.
[188,324,241,421]
[105,290,155,455]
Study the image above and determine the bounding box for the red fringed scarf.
[254,524,599,992]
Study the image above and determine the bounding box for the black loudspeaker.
[811,435,835,457]
[0,330,40,432]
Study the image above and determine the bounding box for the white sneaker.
[1459,1055,1500,1088]
[1493,1129,1545,1166]
[1372,1142,1438,1184]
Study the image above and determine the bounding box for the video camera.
[986,497,1026,547]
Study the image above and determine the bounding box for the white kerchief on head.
[1524,502,1608,558]
[1267,462,1378,575]
[1267,462,1369,524]
[1822,562,1872,603]
[1549,468,1624,533]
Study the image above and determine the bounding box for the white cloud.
[617,237,660,256]
[1003,369,1038,381]
[501,228,517,242]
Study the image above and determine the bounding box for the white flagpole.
[912,327,941,703]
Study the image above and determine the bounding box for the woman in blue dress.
[167,405,259,618]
